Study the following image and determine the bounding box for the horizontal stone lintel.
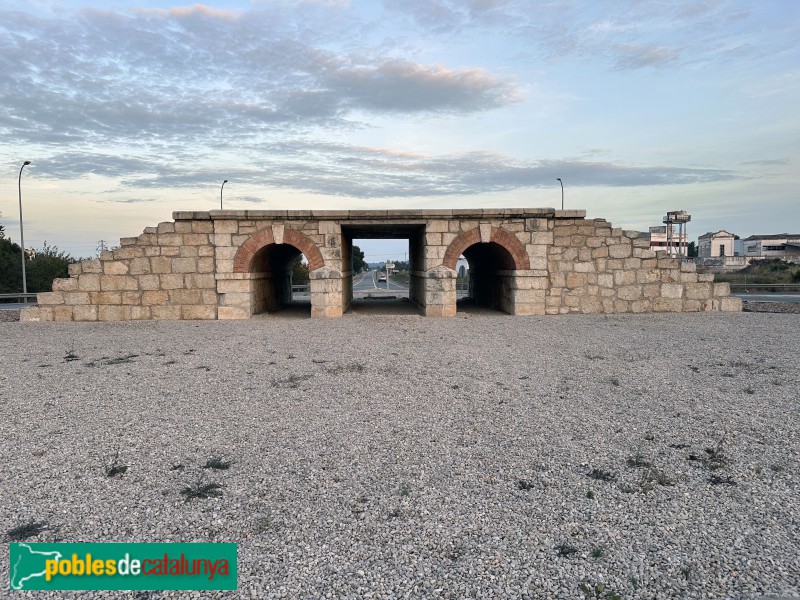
[176,208,569,222]
[215,272,269,280]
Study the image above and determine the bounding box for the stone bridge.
[21,208,742,321]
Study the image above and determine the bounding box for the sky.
[0,0,798,262]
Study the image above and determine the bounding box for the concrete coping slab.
[177,208,572,221]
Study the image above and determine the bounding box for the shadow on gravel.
[346,298,421,316]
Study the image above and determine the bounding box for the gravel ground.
[1,312,798,599]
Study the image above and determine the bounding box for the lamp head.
[223,179,228,184]
[556,177,561,182]
[23,160,31,166]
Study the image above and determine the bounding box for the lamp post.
[556,177,563,210]
[220,179,228,210]
[18,160,31,295]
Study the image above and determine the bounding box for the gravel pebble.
[1,311,798,599]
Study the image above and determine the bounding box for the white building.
[740,234,800,258]
[698,230,736,257]
[649,226,688,257]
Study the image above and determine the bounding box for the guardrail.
[729,283,800,291]
[291,284,310,293]
[0,293,38,303]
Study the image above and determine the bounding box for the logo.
[9,543,236,591]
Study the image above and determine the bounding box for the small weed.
[400,483,412,497]
[64,340,79,362]
[203,457,232,470]
[754,464,763,476]
[272,373,313,388]
[591,547,604,558]
[771,378,782,386]
[517,479,535,491]
[255,516,271,532]
[326,362,366,375]
[639,467,675,492]
[584,352,606,361]
[556,543,578,558]
[770,464,785,473]
[287,353,296,359]
[709,474,736,486]
[668,443,689,450]
[627,448,652,468]
[609,377,620,387]
[644,431,655,442]
[6,520,48,542]
[587,468,616,482]
[586,490,595,500]
[181,479,224,501]
[171,464,185,471]
[744,386,755,395]
[681,566,693,580]
[703,438,729,471]
[104,451,128,477]
[387,508,402,519]
[579,582,621,600]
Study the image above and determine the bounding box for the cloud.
[612,44,680,70]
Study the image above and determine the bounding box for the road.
[353,269,408,293]
[734,292,800,303]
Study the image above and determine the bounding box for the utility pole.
[97,240,109,256]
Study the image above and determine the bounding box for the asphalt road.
[353,269,408,292]
[734,292,800,303]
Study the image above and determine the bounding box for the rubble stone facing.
[21,209,742,322]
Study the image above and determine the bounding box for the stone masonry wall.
[20,208,742,322]
[546,217,741,314]
[21,217,218,322]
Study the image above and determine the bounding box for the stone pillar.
[310,266,344,318]
[423,265,457,317]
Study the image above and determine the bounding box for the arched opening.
[249,243,311,317]
[458,242,516,313]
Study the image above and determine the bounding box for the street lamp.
[556,177,563,210]
[220,179,228,210]
[18,160,31,295]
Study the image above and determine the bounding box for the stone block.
[64,292,91,305]
[121,292,142,305]
[198,246,214,257]
[720,297,743,312]
[566,273,587,288]
[631,300,651,313]
[680,272,698,284]
[142,290,169,306]
[130,306,152,320]
[215,220,239,234]
[653,298,683,312]
[530,232,554,245]
[597,273,614,288]
[660,270,678,283]
[179,246,199,258]
[68,263,82,276]
[53,278,78,292]
[158,233,183,247]
[38,292,65,305]
[608,244,632,259]
[172,258,198,274]
[157,222,175,234]
[201,290,218,305]
[143,226,157,234]
[698,273,714,282]
[99,305,129,321]
[661,283,684,299]
[151,305,182,320]
[617,286,642,301]
[685,282,712,300]
[636,269,660,284]
[658,257,679,269]
[197,258,214,273]
[139,274,160,290]
[190,273,216,289]
[160,274,185,289]
[129,257,151,275]
[150,257,172,274]
[169,289,202,304]
[614,300,630,313]
[714,282,731,297]
[683,300,702,312]
[218,305,250,320]
[103,261,129,275]
[218,279,251,293]
[54,306,74,321]
[633,247,655,258]
[181,305,217,320]
[574,262,594,273]
[20,307,53,322]
[114,247,144,259]
[174,221,192,233]
[623,258,641,270]
[614,271,636,286]
[144,247,161,257]
[73,305,98,322]
[426,220,449,233]
[680,261,697,273]
[192,220,214,233]
[580,296,603,313]
[92,291,122,304]
[101,275,138,291]
[592,246,609,258]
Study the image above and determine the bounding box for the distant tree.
[26,242,74,293]
[0,223,5,239]
[291,254,309,285]
[352,245,367,273]
[0,237,23,293]
[687,241,698,257]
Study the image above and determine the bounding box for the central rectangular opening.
[342,224,425,315]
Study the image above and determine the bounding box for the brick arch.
[233,227,325,273]
[443,226,530,270]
